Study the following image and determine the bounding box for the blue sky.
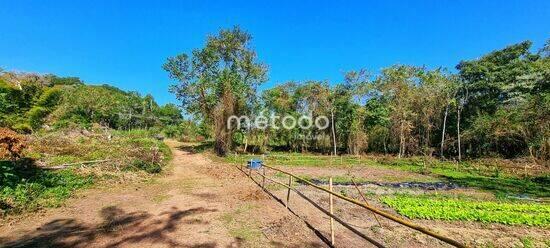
[1,0,549,105]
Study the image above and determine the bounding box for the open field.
[2,139,549,247]
[221,152,550,247]
[0,141,326,248]
[1,10,549,247]
[227,153,549,198]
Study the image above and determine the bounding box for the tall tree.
[457,40,547,158]
[375,65,420,157]
[164,27,267,156]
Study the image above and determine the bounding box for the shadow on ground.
[176,142,214,154]
[0,206,223,248]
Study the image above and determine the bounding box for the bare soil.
[1,141,548,248]
[255,168,550,248]
[0,140,325,248]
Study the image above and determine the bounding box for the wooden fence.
[237,162,467,248]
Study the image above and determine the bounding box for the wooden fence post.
[329,177,335,246]
[286,175,292,209]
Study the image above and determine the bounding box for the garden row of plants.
[382,194,550,227]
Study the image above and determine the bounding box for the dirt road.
[0,140,325,248]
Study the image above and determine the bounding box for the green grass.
[432,168,549,198]
[48,155,80,166]
[0,163,93,215]
[226,153,371,167]
[376,158,549,198]
[29,128,172,173]
[294,174,371,185]
[519,236,534,248]
[382,194,550,227]
[228,153,549,198]
[1,128,173,216]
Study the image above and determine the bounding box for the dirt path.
[0,140,325,248]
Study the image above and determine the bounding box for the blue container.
[247,159,263,170]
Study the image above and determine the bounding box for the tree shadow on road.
[176,142,214,154]
[1,206,218,248]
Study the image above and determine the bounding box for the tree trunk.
[399,121,404,158]
[214,84,236,157]
[214,119,231,156]
[383,135,387,155]
[331,108,337,156]
[215,137,228,156]
[457,108,462,162]
[426,124,431,155]
[265,131,269,152]
[440,104,449,158]
[243,134,248,153]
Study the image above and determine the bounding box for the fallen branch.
[42,159,112,170]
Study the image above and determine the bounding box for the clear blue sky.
[1,0,549,105]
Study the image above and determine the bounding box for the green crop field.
[382,194,550,227]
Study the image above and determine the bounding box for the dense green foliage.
[0,162,93,215]
[382,194,550,226]
[0,70,184,215]
[165,26,267,155]
[458,41,550,159]
[0,71,185,134]
[250,43,549,160]
[170,31,548,162]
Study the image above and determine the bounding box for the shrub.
[0,160,17,187]
[12,123,33,134]
[163,125,180,138]
[0,128,26,160]
[36,87,62,108]
[128,159,161,173]
[27,106,50,129]
[0,168,93,214]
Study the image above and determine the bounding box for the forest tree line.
[0,71,186,134]
[166,27,549,162]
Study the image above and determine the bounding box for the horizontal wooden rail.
[260,163,467,248]
[252,170,385,248]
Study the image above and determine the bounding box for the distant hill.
[0,70,182,133]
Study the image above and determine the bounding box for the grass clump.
[127,159,161,174]
[0,162,93,215]
[28,128,171,173]
[295,175,370,185]
[151,194,170,204]
[432,168,549,198]
[382,194,550,227]
[1,128,172,216]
